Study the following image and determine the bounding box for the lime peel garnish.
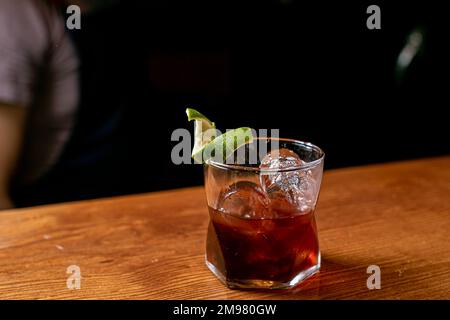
[186,108,218,158]
[199,127,254,164]
[186,108,215,127]
[186,108,254,164]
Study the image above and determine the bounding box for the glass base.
[206,252,320,290]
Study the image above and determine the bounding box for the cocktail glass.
[204,138,324,289]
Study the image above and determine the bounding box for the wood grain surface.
[1,156,450,299]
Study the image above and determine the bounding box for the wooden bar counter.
[1,156,449,299]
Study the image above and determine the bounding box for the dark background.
[124,1,448,192]
[15,0,450,206]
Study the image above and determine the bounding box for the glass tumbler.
[204,138,324,289]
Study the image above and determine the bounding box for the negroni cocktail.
[186,109,324,289]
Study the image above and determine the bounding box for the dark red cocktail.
[204,139,324,289]
[207,206,319,285]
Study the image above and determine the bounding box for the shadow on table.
[237,254,366,299]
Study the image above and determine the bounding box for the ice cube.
[260,148,317,213]
[260,148,304,193]
[217,181,273,219]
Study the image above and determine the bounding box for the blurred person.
[0,0,131,210]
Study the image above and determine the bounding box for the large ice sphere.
[217,181,273,219]
[260,148,317,213]
[260,148,304,191]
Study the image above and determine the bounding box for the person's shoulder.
[0,0,63,52]
[0,0,71,108]
[0,0,55,23]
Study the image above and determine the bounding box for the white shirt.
[0,0,79,185]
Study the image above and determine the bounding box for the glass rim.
[205,137,325,173]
